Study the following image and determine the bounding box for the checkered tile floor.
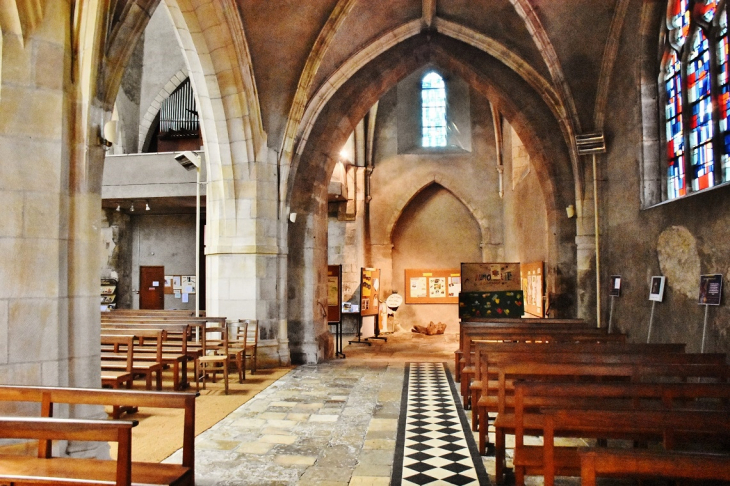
[392,362,490,485]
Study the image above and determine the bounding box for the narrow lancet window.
[421,72,447,148]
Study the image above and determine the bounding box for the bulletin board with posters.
[405,269,461,304]
[360,268,381,317]
[520,261,544,317]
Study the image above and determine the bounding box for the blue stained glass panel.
[687,29,715,191]
[421,72,447,148]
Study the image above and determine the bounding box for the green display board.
[458,290,524,319]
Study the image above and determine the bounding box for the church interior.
[1,0,730,484]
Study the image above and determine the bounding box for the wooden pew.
[480,358,729,457]
[457,319,592,381]
[459,326,625,406]
[0,385,196,485]
[536,408,730,486]
[493,380,730,484]
[101,321,205,388]
[470,342,698,433]
[578,448,730,485]
[101,330,164,391]
[102,326,189,390]
[0,416,136,486]
[456,319,589,381]
[100,334,135,391]
[493,362,730,485]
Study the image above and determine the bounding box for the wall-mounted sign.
[461,262,521,292]
[609,275,621,297]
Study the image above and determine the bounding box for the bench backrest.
[0,417,136,485]
[0,385,196,471]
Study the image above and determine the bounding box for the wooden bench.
[101,330,164,391]
[102,326,190,390]
[479,359,730,456]
[535,408,730,486]
[100,335,135,391]
[0,385,196,485]
[470,342,705,434]
[456,319,590,381]
[458,327,626,406]
[578,447,730,485]
[0,416,137,485]
[493,380,730,484]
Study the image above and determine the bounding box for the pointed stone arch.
[385,177,489,253]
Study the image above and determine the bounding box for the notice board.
[405,269,461,304]
[460,262,521,292]
[360,267,380,316]
[327,265,342,323]
[521,261,544,317]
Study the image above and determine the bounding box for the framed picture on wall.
[649,276,665,302]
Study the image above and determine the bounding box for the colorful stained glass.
[665,49,686,199]
[688,29,715,192]
[717,8,730,183]
[696,0,717,23]
[421,72,447,148]
[669,0,690,47]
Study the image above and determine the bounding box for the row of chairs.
[196,319,258,394]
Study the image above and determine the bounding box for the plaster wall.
[128,214,197,311]
[138,5,187,146]
[502,123,549,266]
[365,72,506,332]
[598,3,730,355]
[391,184,482,332]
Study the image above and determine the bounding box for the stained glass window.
[662,0,729,200]
[717,8,730,183]
[687,29,714,191]
[665,49,686,199]
[421,72,447,148]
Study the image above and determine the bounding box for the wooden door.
[139,266,165,309]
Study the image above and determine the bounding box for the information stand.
[327,265,345,358]
[360,267,386,342]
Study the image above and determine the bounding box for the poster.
[699,274,723,305]
[410,277,427,298]
[172,276,182,290]
[327,276,339,305]
[182,275,196,294]
[520,262,543,317]
[164,275,173,294]
[429,277,446,298]
[649,276,666,302]
[448,276,461,297]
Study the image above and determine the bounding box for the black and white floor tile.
[392,362,490,486]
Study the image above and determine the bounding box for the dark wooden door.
[139,266,165,309]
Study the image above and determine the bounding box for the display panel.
[404,269,460,304]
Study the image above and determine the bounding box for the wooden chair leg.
[224,362,229,395]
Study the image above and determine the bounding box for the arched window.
[661,0,730,200]
[421,72,447,148]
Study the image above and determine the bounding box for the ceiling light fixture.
[145,202,151,211]
[115,204,121,212]
[130,203,135,212]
